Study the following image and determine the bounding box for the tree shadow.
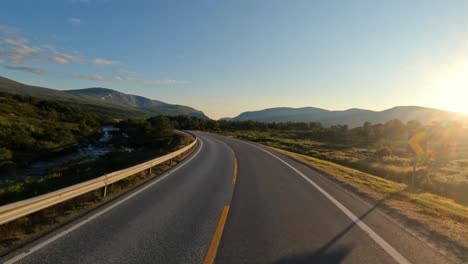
[273,246,352,264]
[273,190,404,264]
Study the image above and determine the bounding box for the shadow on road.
[273,190,404,264]
[273,246,352,264]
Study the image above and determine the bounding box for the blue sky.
[1,0,468,119]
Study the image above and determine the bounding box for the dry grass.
[272,147,468,253]
[222,130,468,205]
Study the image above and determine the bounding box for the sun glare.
[429,61,468,115]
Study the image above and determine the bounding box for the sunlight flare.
[429,60,468,114]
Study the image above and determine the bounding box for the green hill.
[67,87,208,119]
[0,76,209,119]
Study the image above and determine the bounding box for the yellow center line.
[202,140,237,264]
[231,156,238,185]
[203,205,230,264]
[223,144,238,185]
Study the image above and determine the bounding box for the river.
[1,126,125,183]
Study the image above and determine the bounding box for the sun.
[428,62,468,115]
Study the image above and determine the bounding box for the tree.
[406,120,423,134]
[383,119,406,141]
[328,124,348,143]
[362,121,375,143]
[146,116,174,145]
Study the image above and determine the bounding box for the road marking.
[224,144,238,185]
[202,139,237,263]
[203,205,230,264]
[213,138,238,185]
[232,156,238,185]
[240,140,412,264]
[3,140,204,264]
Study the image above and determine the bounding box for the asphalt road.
[1,132,453,264]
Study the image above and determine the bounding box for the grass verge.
[218,130,468,205]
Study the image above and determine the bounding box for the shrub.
[0,148,12,162]
[375,146,392,159]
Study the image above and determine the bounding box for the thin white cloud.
[68,18,83,25]
[93,58,116,65]
[74,74,106,81]
[49,53,78,64]
[4,65,47,75]
[3,38,27,46]
[0,25,108,67]
[44,46,80,64]
[119,68,137,75]
[0,26,42,64]
[0,24,165,82]
[49,56,70,64]
[125,76,178,85]
[73,73,181,85]
[0,37,41,64]
[124,76,145,82]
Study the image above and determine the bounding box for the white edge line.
[224,136,442,256]
[265,142,441,254]
[3,139,204,264]
[237,139,411,264]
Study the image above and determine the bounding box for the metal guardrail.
[0,135,198,225]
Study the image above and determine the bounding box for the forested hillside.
[0,92,102,169]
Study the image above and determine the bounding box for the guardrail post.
[148,167,152,175]
[103,174,108,197]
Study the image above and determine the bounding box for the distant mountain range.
[2,76,465,127]
[230,106,467,128]
[0,76,208,119]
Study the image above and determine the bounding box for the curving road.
[1,132,452,264]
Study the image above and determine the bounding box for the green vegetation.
[0,87,193,205]
[0,89,192,205]
[116,116,175,147]
[0,114,188,205]
[168,116,468,205]
[0,92,103,170]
